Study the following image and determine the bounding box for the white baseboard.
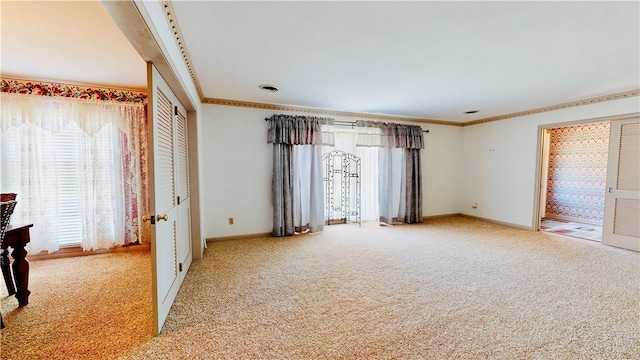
[422,213,461,221]
[459,214,533,230]
[206,214,533,243]
[206,232,272,242]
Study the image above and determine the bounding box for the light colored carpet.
[2,217,639,359]
[0,250,152,359]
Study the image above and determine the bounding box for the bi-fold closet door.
[603,116,639,252]
[148,63,193,334]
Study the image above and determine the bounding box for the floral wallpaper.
[545,121,610,224]
[1,78,146,103]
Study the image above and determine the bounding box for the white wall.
[202,104,462,238]
[460,97,639,228]
[202,105,272,238]
[422,123,462,216]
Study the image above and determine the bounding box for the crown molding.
[463,89,640,127]
[203,90,640,128]
[202,97,462,126]
[160,0,205,101]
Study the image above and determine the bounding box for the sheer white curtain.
[0,93,148,253]
[357,145,379,221]
[378,147,404,225]
[356,121,424,225]
[292,145,325,232]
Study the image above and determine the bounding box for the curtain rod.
[333,120,429,133]
[264,118,430,133]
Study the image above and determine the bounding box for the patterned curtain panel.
[267,114,334,237]
[272,143,294,237]
[267,114,334,146]
[402,148,422,223]
[356,120,424,224]
[355,120,424,149]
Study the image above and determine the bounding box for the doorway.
[322,130,379,223]
[538,121,610,242]
[323,150,362,226]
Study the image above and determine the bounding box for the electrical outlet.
[472,203,478,209]
[228,217,234,225]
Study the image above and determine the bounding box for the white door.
[175,103,192,283]
[147,64,191,334]
[602,116,640,251]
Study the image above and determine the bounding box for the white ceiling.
[2,1,638,123]
[0,0,147,90]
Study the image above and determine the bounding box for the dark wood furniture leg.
[11,245,30,306]
[1,249,16,295]
[2,224,32,307]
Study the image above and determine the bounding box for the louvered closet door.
[148,64,180,334]
[603,116,640,252]
[175,103,192,283]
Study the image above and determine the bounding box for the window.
[1,92,149,253]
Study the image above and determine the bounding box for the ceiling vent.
[259,84,279,92]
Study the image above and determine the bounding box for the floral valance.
[266,114,335,145]
[355,120,424,149]
[1,78,146,103]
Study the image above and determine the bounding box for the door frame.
[100,1,204,260]
[100,0,204,335]
[532,113,640,231]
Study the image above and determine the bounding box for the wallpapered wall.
[0,78,146,102]
[545,121,610,224]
